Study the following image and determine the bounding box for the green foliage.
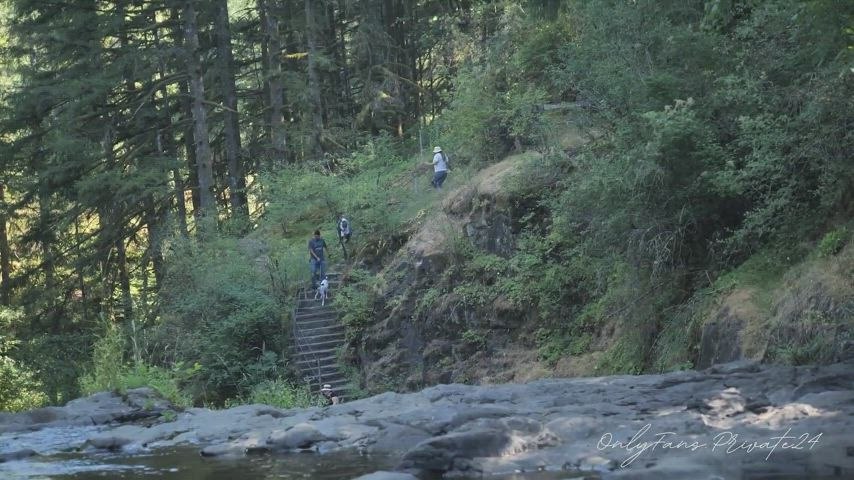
[535,326,594,367]
[234,379,316,409]
[79,322,126,394]
[465,253,510,283]
[651,293,708,373]
[0,335,48,412]
[461,329,487,351]
[154,236,286,405]
[119,364,198,409]
[414,287,441,318]
[713,248,793,302]
[767,310,853,366]
[1,0,851,413]
[453,282,493,308]
[435,6,559,165]
[596,335,647,376]
[80,360,198,409]
[19,334,92,405]
[818,228,849,258]
[335,269,375,340]
[534,328,563,366]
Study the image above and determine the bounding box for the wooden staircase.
[291,272,353,401]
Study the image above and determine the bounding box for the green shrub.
[120,363,198,409]
[154,235,286,405]
[335,269,375,340]
[767,310,853,366]
[0,336,48,412]
[461,329,487,351]
[238,379,316,409]
[79,322,125,394]
[453,282,493,308]
[414,287,441,318]
[818,228,849,258]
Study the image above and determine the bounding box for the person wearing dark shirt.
[308,230,328,289]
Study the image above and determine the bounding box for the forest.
[0,0,852,411]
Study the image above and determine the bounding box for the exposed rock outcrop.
[0,388,174,436]
[698,241,854,368]
[353,152,550,393]
[3,361,853,479]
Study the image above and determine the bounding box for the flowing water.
[0,447,593,480]
[0,447,395,479]
[0,426,595,480]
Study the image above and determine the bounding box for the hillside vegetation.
[1,0,852,410]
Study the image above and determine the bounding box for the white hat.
[433,146,442,153]
[321,384,332,391]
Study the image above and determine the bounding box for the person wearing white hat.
[320,384,340,405]
[427,146,449,189]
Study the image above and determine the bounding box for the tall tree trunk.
[116,237,133,324]
[74,218,90,322]
[98,119,129,324]
[169,8,201,216]
[256,3,272,166]
[305,0,324,158]
[340,19,354,119]
[258,0,287,165]
[180,81,201,215]
[38,189,57,333]
[144,197,164,288]
[156,12,189,238]
[0,183,10,306]
[183,0,217,219]
[214,0,249,217]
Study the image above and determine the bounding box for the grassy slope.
[256,119,851,394]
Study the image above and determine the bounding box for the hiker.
[308,229,328,289]
[427,146,449,189]
[337,214,352,244]
[320,384,340,405]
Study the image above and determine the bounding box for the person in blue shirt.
[308,230,328,289]
[428,146,449,189]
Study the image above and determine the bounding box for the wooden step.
[295,359,339,371]
[295,312,340,323]
[299,338,345,350]
[296,319,340,331]
[294,348,339,360]
[294,349,339,361]
[299,332,345,342]
[297,299,335,308]
[296,305,338,315]
[298,324,344,336]
[296,363,341,377]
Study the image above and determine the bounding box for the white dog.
[315,277,329,306]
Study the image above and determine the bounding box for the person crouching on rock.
[320,384,340,405]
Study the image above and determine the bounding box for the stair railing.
[292,287,324,390]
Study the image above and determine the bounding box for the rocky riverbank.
[2,360,853,479]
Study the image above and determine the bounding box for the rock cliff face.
[350,153,544,393]
[350,144,853,392]
[698,241,854,369]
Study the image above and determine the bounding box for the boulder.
[0,449,37,463]
[351,472,418,480]
[266,423,333,450]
